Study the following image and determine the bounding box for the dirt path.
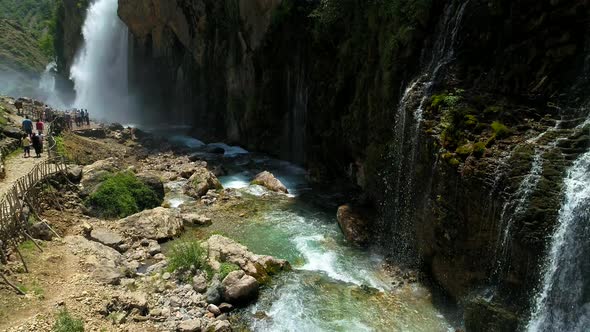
[0,150,48,197]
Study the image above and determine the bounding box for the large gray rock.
[66,165,83,182]
[136,171,165,200]
[206,277,223,305]
[206,235,290,282]
[90,228,124,248]
[222,270,259,305]
[178,319,202,332]
[251,171,288,193]
[29,222,54,241]
[65,236,124,285]
[206,319,231,332]
[116,207,183,240]
[336,205,370,247]
[184,167,223,198]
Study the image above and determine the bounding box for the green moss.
[53,308,84,332]
[85,172,161,219]
[219,262,240,280]
[491,121,511,139]
[473,141,487,157]
[449,158,460,167]
[455,144,473,157]
[167,241,208,274]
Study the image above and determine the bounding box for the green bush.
[491,121,511,139]
[167,241,208,274]
[53,309,84,332]
[219,262,240,280]
[86,172,161,218]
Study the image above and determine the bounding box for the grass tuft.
[52,308,84,332]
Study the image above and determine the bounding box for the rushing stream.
[159,134,454,332]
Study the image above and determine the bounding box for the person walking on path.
[31,133,42,158]
[86,109,90,126]
[36,119,44,134]
[22,134,31,158]
[22,117,33,137]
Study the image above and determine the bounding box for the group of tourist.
[68,109,90,128]
[21,117,44,158]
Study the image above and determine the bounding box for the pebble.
[162,272,171,280]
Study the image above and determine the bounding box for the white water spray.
[526,145,590,331]
[70,0,133,122]
[38,62,67,109]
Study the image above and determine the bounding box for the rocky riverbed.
[0,126,456,331]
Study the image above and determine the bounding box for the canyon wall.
[54,0,590,329]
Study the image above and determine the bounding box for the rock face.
[206,235,290,282]
[336,205,370,247]
[251,171,288,194]
[221,270,259,305]
[116,207,183,240]
[184,168,223,198]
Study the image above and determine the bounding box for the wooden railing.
[0,119,70,294]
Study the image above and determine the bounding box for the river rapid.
[153,133,457,332]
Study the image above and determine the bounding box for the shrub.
[167,241,208,274]
[85,172,161,218]
[219,262,240,280]
[53,309,84,332]
[491,121,511,139]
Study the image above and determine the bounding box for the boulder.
[90,228,124,249]
[221,270,259,305]
[108,123,125,131]
[206,276,223,305]
[2,126,23,139]
[206,320,231,332]
[116,207,183,240]
[181,213,212,226]
[206,235,290,282]
[207,304,221,316]
[251,171,288,193]
[184,168,223,198]
[80,158,120,197]
[136,171,165,200]
[66,165,83,182]
[193,273,208,293]
[178,319,202,332]
[336,205,370,247]
[29,222,54,241]
[65,236,124,285]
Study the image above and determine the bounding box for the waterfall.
[526,130,590,331]
[379,0,469,263]
[70,0,133,122]
[37,62,67,109]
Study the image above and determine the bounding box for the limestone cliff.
[51,0,590,329]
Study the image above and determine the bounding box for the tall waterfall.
[70,0,133,122]
[379,0,469,264]
[526,132,590,331]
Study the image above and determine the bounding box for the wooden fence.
[0,121,70,294]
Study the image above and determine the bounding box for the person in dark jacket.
[31,133,42,158]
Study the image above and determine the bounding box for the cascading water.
[37,62,67,109]
[70,0,134,122]
[526,146,590,331]
[380,0,469,263]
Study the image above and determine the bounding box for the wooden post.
[11,239,28,273]
[0,272,25,295]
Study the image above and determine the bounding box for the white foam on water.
[207,143,249,156]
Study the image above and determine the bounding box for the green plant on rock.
[53,308,84,332]
[491,121,511,139]
[167,241,208,274]
[85,172,161,219]
[219,262,240,280]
